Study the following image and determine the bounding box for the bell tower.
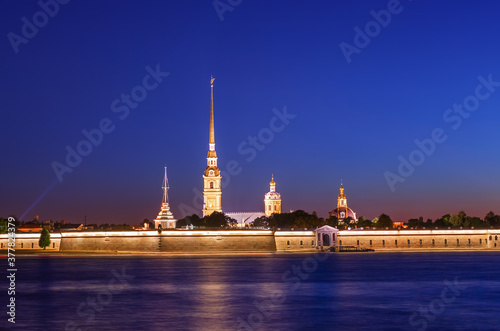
[337,182,347,219]
[264,175,281,217]
[202,77,222,217]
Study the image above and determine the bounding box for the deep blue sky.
[1,0,500,224]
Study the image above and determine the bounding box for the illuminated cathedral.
[204,77,283,225]
[329,182,357,222]
[152,77,368,229]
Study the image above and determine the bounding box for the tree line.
[176,212,237,228]
[176,210,500,230]
[406,211,500,229]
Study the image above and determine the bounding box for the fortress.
[4,77,498,254]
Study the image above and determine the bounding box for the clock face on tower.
[209,170,214,176]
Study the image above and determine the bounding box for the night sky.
[2,0,500,225]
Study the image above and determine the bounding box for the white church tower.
[264,175,281,217]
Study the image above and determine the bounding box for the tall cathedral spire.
[209,76,216,152]
[203,76,222,217]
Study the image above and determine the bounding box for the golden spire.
[270,174,275,186]
[162,166,169,204]
[209,76,215,147]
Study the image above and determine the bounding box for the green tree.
[266,210,325,229]
[357,216,372,228]
[176,218,187,227]
[202,212,228,227]
[449,211,466,227]
[375,214,393,229]
[226,215,238,227]
[177,214,202,227]
[464,216,486,229]
[343,216,355,225]
[190,214,202,226]
[425,218,433,228]
[292,210,323,228]
[325,215,339,227]
[39,228,51,250]
[449,214,461,227]
[434,214,451,228]
[485,211,500,227]
[0,218,7,234]
[408,218,423,229]
[253,216,269,227]
[434,218,447,229]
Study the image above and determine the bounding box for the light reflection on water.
[12,252,500,330]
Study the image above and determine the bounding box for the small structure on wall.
[315,225,338,247]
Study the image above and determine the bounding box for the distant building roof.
[226,212,265,226]
[60,223,83,230]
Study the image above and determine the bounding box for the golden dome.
[338,182,346,198]
[270,174,275,186]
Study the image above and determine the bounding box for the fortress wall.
[274,231,317,251]
[160,230,276,252]
[0,230,277,253]
[59,232,160,252]
[338,230,500,250]
[0,233,61,250]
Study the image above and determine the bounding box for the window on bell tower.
[210,182,214,189]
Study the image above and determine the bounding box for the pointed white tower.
[154,167,177,229]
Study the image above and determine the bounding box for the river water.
[10,252,500,330]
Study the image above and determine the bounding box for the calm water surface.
[10,252,500,330]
